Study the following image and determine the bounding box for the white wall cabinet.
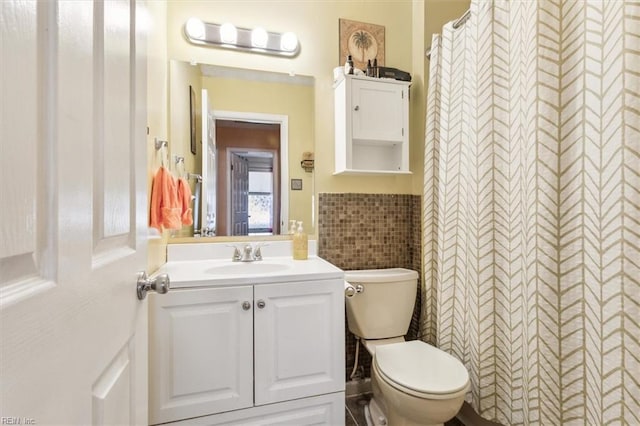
[334,75,411,175]
[149,278,344,425]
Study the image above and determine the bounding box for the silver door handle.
[137,271,170,300]
[257,300,266,309]
[354,105,360,111]
[242,301,251,310]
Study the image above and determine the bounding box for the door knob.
[354,105,360,111]
[137,271,170,300]
[257,300,266,309]
[242,301,251,310]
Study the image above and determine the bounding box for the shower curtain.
[422,1,640,424]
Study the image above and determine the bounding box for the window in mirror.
[249,170,274,235]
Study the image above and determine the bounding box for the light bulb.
[251,27,269,48]
[185,18,205,40]
[280,32,298,52]
[219,23,237,44]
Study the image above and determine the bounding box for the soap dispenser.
[292,221,308,260]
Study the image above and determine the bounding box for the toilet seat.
[374,340,469,400]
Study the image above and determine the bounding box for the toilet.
[345,268,469,426]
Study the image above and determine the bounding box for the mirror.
[168,60,315,238]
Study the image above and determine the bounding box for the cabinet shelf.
[333,169,413,176]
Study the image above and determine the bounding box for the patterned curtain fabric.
[422,1,640,424]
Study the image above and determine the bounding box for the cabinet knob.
[354,105,360,111]
[242,301,251,310]
[257,300,266,309]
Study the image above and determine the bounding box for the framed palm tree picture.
[339,19,385,71]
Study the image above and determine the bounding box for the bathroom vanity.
[148,241,345,425]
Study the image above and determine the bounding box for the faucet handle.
[253,242,269,261]
[254,246,263,260]
[226,244,242,262]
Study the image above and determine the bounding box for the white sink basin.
[205,262,292,276]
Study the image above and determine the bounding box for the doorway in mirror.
[216,119,282,236]
[229,150,277,235]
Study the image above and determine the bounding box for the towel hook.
[154,139,168,151]
[154,138,169,167]
[174,156,186,178]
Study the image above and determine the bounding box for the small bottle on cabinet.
[344,55,354,75]
[292,221,308,260]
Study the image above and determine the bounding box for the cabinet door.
[149,286,254,425]
[254,279,345,405]
[351,78,405,142]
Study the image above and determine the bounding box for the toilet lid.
[374,341,469,396]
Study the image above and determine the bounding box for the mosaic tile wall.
[317,193,422,381]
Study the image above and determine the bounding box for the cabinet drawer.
[164,392,345,425]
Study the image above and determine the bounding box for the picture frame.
[339,18,385,71]
[189,85,196,155]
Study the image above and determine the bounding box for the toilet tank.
[344,268,419,340]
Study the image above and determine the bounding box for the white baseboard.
[345,378,372,397]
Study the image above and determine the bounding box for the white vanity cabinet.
[149,276,345,425]
[334,75,411,175]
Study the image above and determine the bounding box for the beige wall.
[165,1,416,197]
[147,1,169,272]
[167,60,202,238]
[147,0,470,270]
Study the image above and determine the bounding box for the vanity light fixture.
[184,18,300,57]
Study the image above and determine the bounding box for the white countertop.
[156,241,343,288]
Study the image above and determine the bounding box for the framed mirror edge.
[170,234,312,244]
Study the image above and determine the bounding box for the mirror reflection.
[169,60,315,238]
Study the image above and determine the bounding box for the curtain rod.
[425,8,471,59]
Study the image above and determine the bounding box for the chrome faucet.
[231,243,264,262]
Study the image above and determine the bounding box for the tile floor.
[345,393,464,426]
[345,393,371,425]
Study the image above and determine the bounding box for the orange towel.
[177,178,193,226]
[149,166,181,231]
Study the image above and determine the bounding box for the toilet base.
[366,396,445,426]
[364,397,387,426]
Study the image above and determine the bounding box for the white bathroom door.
[0,1,149,424]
